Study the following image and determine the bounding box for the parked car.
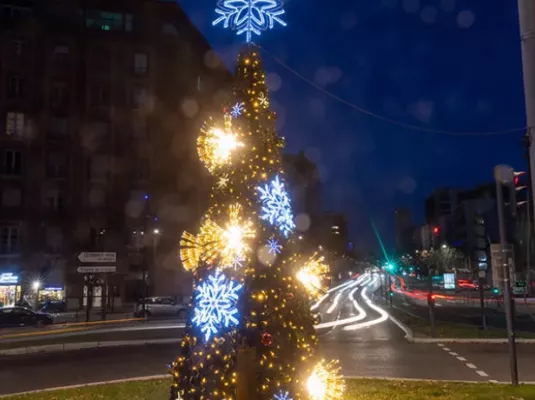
[0,307,54,328]
[134,297,188,319]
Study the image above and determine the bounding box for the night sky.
[179,0,528,253]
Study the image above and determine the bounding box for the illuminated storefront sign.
[0,273,19,284]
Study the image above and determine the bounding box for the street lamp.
[32,280,40,291]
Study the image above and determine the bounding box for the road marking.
[436,344,491,380]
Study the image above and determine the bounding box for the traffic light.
[509,171,527,218]
[492,287,500,295]
[386,262,395,272]
[432,226,440,235]
[427,293,436,307]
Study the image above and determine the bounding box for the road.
[1,273,534,396]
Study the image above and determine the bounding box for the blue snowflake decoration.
[267,238,282,254]
[231,102,244,118]
[257,175,295,237]
[274,391,293,400]
[213,0,287,43]
[192,271,243,341]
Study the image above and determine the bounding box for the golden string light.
[306,359,345,400]
[296,253,329,298]
[198,115,244,173]
[180,204,256,271]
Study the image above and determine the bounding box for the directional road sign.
[77,266,116,273]
[78,252,116,263]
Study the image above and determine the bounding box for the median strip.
[2,376,535,399]
[0,338,182,357]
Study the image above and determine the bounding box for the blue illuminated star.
[192,271,243,341]
[267,238,281,254]
[231,102,244,118]
[273,391,293,400]
[257,175,295,237]
[213,0,287,43]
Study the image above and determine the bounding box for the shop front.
[38,286,65,302]
[0,272,21,307]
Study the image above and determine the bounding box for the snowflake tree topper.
[257,175,295,237]
[192,271,243,341]
[213,0,287,43]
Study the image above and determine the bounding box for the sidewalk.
[51,311,134,324]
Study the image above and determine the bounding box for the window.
[125,13,133,31]
[7,75,25,99]
[54,45,69,55]
[46,153,68,178]
[49,117,68,137]
[86,11,130,32]
[88,185,106,208]
[45,227,63,253]
[90,84,110,107]
[1,188,21,207]
[134,53,148,75]
[2,5,32,20]
[162,23,178,35]
[132,86,147,108]
[0,226,19,254]
[43,188,65,213]
[87,155,109,181]
[10,39,26,57]
[50,82,69,107]
[134,158,149,181]
[132,117,147,138]
[1,150,23,175]
[5,112,25,138]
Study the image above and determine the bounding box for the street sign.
[515,281,527,288]
[78,252,116,263]
[444,273,456,290]
[77,266,116,273]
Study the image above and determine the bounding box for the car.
[134,297,188,319]
[0,306,54,328]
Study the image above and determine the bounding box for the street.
[1,273,534,396]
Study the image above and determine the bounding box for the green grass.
[390,307,535,339]
[4,378,535,400]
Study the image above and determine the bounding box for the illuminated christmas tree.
[169,2,345,399]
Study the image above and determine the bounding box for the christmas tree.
[169,2,345,400]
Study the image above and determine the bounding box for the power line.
[257,44,526,137]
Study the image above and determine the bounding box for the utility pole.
[518,0,535,233]
[494,165,519,385]
[523,132,533,296]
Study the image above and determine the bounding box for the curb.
[388,315,414,341]
[0,374,171,398]
[3,374,535,398]
[410,337,535,344]
[0,338,181,357]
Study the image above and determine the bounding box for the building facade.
[283,151,323,244]
[0,0,231,308]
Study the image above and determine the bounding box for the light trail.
[310,273,368,311]
[343,281,389,331]
[314,286,367,329]
[326,292,342,314]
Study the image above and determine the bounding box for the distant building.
[0,0,231,308]
[320,213,349,256]
[394,208,412,254]
[283,151,323,243]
